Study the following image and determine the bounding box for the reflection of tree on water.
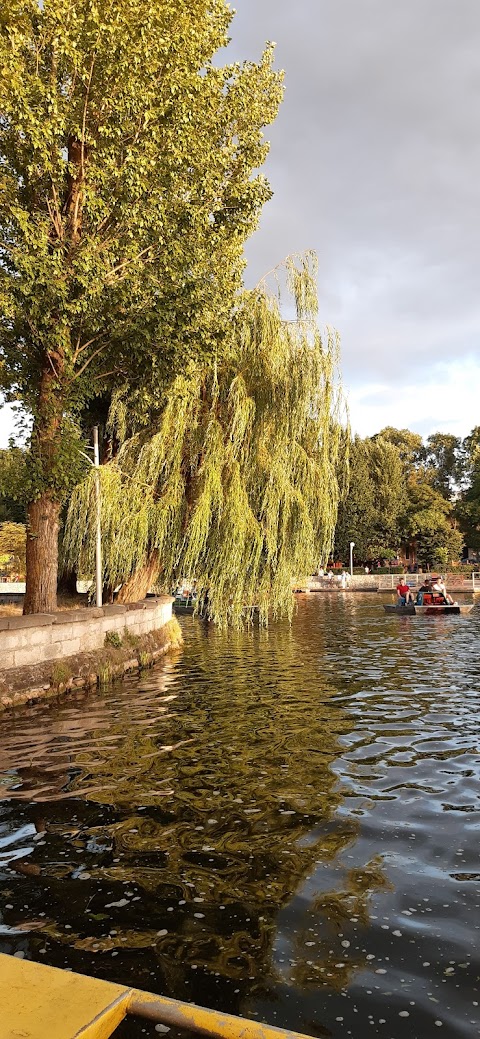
[2,618,390,1017]
[275,855,393,995]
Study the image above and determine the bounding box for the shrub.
[51,661,72,686]
[104,630,122,649]
[123,632,140,647]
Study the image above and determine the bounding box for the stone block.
[103,604,127,616]
[53,608,104,625]
[74,607,104,621]
[123,619,138,634]
[8,614,54,630]
[51,624,75,643]
[102,615,126,632]
[58,638,82,657]
[126,602,146,612]
[0,619,9,631]
[23,626,53,648]
[0,629,51,651]
[13,644,55,667]
[124,611,144,627]
[129,619,146,635]
[80,632,104,652]
[42,643,66,663]
[53,611,81,626]
[58,619,98,643]
[0,633,21,652]
[0,651,16,670]
[128,624,145,637]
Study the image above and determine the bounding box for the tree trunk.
[23,495,61,614]
[116,551,160,603]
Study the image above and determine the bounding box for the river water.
[0,594,479,1039]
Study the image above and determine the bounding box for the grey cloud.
[224,1,480,421]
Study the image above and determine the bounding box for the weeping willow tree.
[64,254,347,625]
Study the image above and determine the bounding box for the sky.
[1,0,479,447]
[221,0,480,440]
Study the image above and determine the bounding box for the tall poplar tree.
[0,0,282,613]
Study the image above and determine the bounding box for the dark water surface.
[1,594,480,1039]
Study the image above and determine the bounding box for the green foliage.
[105,629,122,649]
[335,435,404,560]
[399,474,463,568]
[164,616,183,647]
[64,254,347,626]
[336,425,468,567]
[98,661,114,685]
[423,433,463,496]
[0,447,28,521]
[0,0,282,516]
[122,631,140,649]
[456,425,480,552]
[374,427,424,471]
[50,661,72,687]
[0,521,27,573]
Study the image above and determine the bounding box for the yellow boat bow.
[0,952,319,1039]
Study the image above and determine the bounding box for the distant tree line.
[2,422,478,587]
[334,426,480,569]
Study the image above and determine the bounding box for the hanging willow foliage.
[64,253,348,625]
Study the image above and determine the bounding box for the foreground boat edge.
[0,952,320,1039]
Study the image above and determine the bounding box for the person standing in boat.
[396,578,413,605]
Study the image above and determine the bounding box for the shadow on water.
[0,594,479,1038]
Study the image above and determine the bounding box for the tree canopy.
[423,433,463,497]
[334,435,404,561]
[64,255,347,625]
[0,0,282,611]
[336,426,470,568]
[399,474,463,569]
[0,521,26,575]
[456,426,480,554]
[0,446,28,522]
[374,427,424,471]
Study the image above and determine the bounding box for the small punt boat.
[384,603,474,616]
[172,591,197,614]
[0,951,318,1039]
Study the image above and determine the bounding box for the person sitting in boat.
[396,578,413,605]
[416,578,433,605]
[431,575,455,605]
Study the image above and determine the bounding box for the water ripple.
[0,594,479,1039]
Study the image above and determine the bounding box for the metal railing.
[376,574,422,590]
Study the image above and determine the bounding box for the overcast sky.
[1,1,479,447]
[222,0,480,440]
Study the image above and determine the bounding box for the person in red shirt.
[396,579,413,605]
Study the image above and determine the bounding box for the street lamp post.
[349,541,355,578]
[93,426,103,609]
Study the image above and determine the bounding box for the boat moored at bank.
[384,602,474,616]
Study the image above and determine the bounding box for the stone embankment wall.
[0,597,172,671]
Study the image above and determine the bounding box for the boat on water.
[0,952,318,1039]
[384,603,474,616]
[172,591,198,614]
